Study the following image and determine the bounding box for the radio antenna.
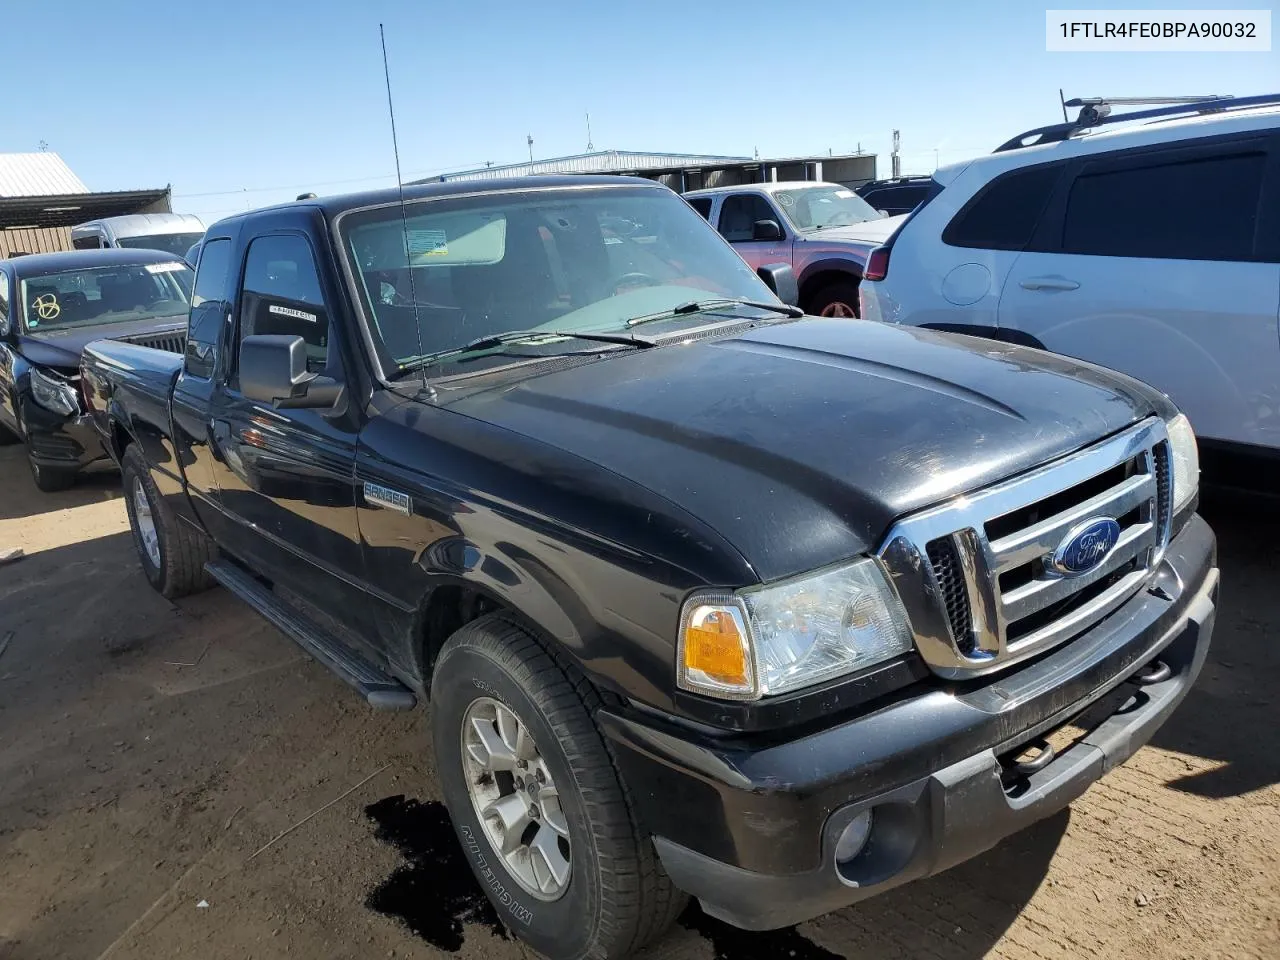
[379,23,430,394]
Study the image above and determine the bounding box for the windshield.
[772,185,884,232]
[117,232,206,257]
[19,262,193,332]
[339,186,779,374]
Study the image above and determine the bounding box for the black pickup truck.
[81,176,1218,960]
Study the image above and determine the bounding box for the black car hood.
[440,318,1160,582]
[15,316,186,370]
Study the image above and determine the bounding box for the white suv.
[861,94,1280,480]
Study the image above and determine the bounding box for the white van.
[71,213,205,259]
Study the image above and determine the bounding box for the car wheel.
[807,280,861,319]
[27,448,75,492]
[121,445,216,598]
[431,615,686,960]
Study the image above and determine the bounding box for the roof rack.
[994,92,1280,153]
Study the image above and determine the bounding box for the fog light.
[834,810,873,863]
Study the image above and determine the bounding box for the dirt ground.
[0,441,1276,960]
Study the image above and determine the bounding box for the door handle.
[1019,277,1080,292]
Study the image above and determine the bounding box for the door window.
[0,273,9,335]
[72,235,102,250]
[235,234,331,383]
[1060,151,1265,261]
[717,194,780,242]
[185,238,232,378]
[686,197,713,220]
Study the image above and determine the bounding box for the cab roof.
[3,247,187,280]
[208,175,666,231]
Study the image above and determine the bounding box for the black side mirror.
[752,219,784,242]
[756,264,799,307]
[240,334,343,409]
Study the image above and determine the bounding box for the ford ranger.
[80,176,1217,960]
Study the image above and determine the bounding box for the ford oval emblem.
[1051,517,1121,576]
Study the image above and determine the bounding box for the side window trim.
[184,237,234,380]
[1046,136,1269,261]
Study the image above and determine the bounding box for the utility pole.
[527,135,534,166]
[891,130,901,178]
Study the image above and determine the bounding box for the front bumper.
[600,514,1218,930]
[23,408,107,471]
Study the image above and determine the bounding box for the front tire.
[806,280,861,319]
[431,615,685,960]
[121,445,216,598]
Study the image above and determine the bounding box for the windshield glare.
[20,262,193,332]
[773,186,884,231]
[117,232,206,257]
[340,186,780,372]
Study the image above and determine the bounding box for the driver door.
[713,193,791,271]
[205,231,371,637]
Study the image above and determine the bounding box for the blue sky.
[7,1,1275,222]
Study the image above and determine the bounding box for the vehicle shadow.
[0,446,121,523]
[1145,496,1280,798]
[647,811,1069,960]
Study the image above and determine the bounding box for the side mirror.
[877,209,890,217]
[752,219,784,242]
[756,263,799,307]
[240,334,343,409]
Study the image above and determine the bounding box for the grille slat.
[881,417,1174,677]
[1001,520,1154,623]
[988,472,1154,571]
[117,331,186,355]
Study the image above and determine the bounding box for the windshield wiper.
[625,298,803,328]
[393,329,655,378]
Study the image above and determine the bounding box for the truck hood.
[15,316,186,370]
[804,215,907,246]
[442,318,1160,582]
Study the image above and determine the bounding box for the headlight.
[677,557,914,700]
[29,368,79,417]
[1166,413,1199,514]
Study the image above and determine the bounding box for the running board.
[205,560,417,711]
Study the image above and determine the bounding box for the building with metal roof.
[0,153,173,258]
[414,148,878,194]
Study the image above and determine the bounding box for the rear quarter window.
[942,163,1066,251]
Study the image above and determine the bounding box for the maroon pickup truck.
[683,181,910,318]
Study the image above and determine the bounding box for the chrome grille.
[119,331,186,355]
[879,418,1173,678]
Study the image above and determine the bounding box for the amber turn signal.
[677,600,756,699]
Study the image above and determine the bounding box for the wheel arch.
[797,260,862,302]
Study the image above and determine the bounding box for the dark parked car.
[854,175,937,216]
[82,177,1216,960]
[0,249,191,491]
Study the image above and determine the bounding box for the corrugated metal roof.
[0,153,89,197]
[420,149,753,184]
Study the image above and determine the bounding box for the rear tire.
[806,280,861,319]
[431,615,686,960]
[121,445,216,598]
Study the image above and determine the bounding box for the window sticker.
[407,229,449,258]
[31,294,60,321]
[268,303,317,323]
[835,189,854,198]
[145,262,187,274]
